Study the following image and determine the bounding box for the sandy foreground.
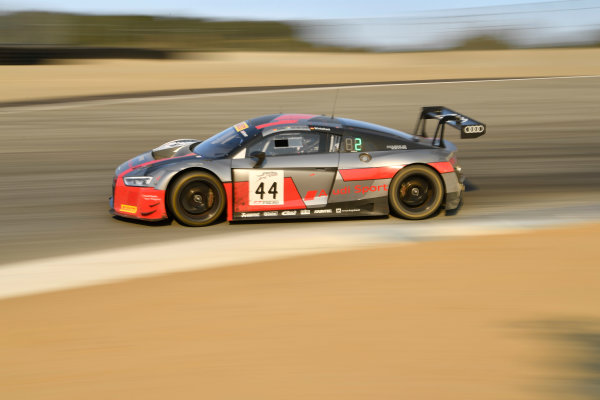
[1,223,599,399]
[2,48,600,103]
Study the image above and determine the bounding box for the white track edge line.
[2,75,599,114]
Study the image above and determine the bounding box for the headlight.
[123,177,153,187]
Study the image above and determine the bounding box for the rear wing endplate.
[413,106,486,148]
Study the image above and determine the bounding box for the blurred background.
[0,0,599,63]
[1,1,600,400]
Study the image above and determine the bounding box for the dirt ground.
[1,223,599,399]
[2,48,600,103]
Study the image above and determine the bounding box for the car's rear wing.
[413,106,486,148]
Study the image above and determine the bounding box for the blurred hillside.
[1,3,598,65]
[2,3,599,56]
[0,11,342,52]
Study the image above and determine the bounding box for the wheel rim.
[399,175,434,211]
[179,180,218,218]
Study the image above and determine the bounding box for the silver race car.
[110,107,486,226]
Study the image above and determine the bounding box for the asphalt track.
[1,76,599,266]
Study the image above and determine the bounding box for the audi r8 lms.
[110,107,486,226]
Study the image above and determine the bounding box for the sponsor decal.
[300,209,311,215]
[332,184,388,195]
[249,170,284,205]
[241,212,260,218]
[313,209,332,214]
[332,186,351,195]
[119,204,137,214]
[234,121,249,132]
[310,126,331,132]
[463,125,485,134]
[141,194,161,201]
[304,189,328,200]
[386,144,408,150]
[281,210,297,216]
[335,207,361,214]
[263,211,278,217]
[355,184,388,195]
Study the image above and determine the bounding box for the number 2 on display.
[345,137,362,152]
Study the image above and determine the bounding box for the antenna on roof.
[330,89,339,119]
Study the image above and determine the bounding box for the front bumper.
[110,177,168,221]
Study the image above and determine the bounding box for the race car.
[110,107,486,226]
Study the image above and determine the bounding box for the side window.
[329,134,341,153]
[247,131,328,157]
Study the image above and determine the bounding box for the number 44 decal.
[249,170,284,205]
[255,181,278,199]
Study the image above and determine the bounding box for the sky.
[0,0,565,20]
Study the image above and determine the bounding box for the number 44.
[255,182,278,199]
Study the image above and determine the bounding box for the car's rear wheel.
[168,171,226,227]
[389,165,444,220]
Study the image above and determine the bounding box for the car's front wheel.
[167,171,226,226]
[389,165,444,220]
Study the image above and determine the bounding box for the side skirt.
[231,198,389,221]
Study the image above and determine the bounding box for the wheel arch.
[164,167,226,218]
[388,162,447,219]
[391,163,448,204]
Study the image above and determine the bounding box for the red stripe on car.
[223,182,233,221]
[304,190,318,201]
[255,119,299,130]
[275,114,317,121]
[428,161,455,174]
[233,177,306,212]
[339,166,403,181]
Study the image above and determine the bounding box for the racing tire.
[167,171,226,227]
[389,165,444,220]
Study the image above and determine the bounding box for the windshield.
[193,127,245,158]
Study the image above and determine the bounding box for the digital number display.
[345,138,363,152]
[354,138,362,151]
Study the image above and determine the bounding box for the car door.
[230,130,340,218]
[329,129,401,216]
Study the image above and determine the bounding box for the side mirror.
[250,151,266,168]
